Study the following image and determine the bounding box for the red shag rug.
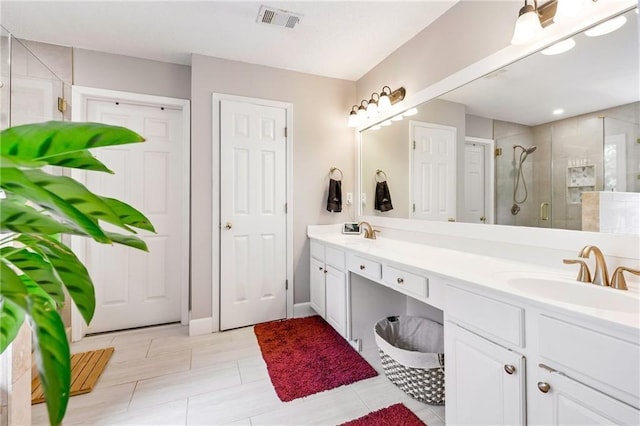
[341,403,426,426]
[254,315,378,402]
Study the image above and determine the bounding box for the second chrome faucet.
[564,245,640,291]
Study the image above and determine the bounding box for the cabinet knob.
[360,265,366,270]
[397,278,404,284]
[318,266,324,271]
[504,364,516,375]
[537,382,551,393]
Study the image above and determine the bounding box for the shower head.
[513,144,537,154]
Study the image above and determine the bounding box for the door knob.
[448,218,456,222]
[504,364,516,375]
[480,216,487,223]
[224,222,232,230]
[537,382,551,393]
[397,278,404,284]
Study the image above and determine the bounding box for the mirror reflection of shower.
[511,144,537,215]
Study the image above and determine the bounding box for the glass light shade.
[585,15,627,37]
[554,0,584,23]
[378,93,392,111]
[348,112,359,128]
[357,106,367,120]
[511,8,543,45]
[381,120,392,127]
[541,38,576,55]
[366,101,378,116]
[391,114,403,121]
[403,108,418,116]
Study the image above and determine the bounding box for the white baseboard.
[189,317,214,336]
[293,302,315,318]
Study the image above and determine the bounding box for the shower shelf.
[566,165,595,204]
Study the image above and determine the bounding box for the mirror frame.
[356,0,638,221]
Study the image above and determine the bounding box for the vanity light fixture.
[391,114,404,121]
[541,37,576,55]
[347,86,406,128]
[403,108,418,116]
[553,0,584,23]
[511,0,543,45]
[585,15,627,37]
[348,105,360,128]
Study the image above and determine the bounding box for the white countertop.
[308,226,640,334]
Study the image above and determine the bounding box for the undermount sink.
[506,277,640,314]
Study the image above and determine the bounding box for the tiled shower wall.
[494,101,639,231]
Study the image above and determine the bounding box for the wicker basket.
[375,316,445,405]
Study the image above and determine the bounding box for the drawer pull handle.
[504,364,516,375]
[397,278,404,284]
[360,265,366,270]
[537,382,551,393]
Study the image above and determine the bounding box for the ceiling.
[0,1,459,81]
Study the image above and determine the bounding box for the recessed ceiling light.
[403,108,418,116]
[541,38,576,55]
[585,15,627,37]
[391,114,403,121]
[553,109,564,115]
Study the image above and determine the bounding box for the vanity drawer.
[538,314,640,406]
[351,255,382,280]
[310,240,324,261]
[447,285,524,348]
[383,265,427,298]
[325,247,345,271]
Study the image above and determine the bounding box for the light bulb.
[554,0,584,23]
[357,105,367,121]
[348,111,359,128]
[378,93,391,111]
[511,4,543,45]
[366,101,378,117]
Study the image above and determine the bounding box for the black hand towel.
[326,178,342,212]
[375,181,394,212]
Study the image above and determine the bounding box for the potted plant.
[0,121,154,426]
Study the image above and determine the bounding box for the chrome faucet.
[358,221,380,240]
[578,245,610,286]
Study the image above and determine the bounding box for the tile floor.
[32,323,446,425]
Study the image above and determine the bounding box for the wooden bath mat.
[31,347,114,404]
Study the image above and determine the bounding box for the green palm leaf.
[0,199,75,235]
[105,232,148,251]
[0,298,25,353]
[42,150,113,173]
[0,121,144,162]
[100,197,156,232]
[0,167,110,243]
[17,235,95,325]
[1,247,66,307]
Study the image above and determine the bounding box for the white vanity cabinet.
[309,240,347,337]
[445,284,527,425]
[445,323,526,425]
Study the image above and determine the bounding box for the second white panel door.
[219,99,287,330]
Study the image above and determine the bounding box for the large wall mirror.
[360,7,639,234]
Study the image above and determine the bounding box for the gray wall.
[190,54,356,320]
[73,48,191,100]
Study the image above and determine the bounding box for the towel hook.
[329,167,343,180]
[376,169,388,182]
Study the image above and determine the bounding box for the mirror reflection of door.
[410,121,457,221]
[461,137,495,224]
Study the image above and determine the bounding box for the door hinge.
[285,203,288,213]
[413,140,416,150]
[285,279,289,290]
[412,203,416,213]
[57,97,67,113]
[495,148,503,157]
[284,127,288,138]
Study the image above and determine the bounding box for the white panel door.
[220,99,287,330]
[411,122,456,221]
[461,142,486,224]
[83,99,185,333]
[445,323,526,426]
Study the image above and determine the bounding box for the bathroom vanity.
[307,223,640,425]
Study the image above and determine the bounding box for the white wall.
[190,54,356,320]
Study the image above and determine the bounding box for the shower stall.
[494,101,640,231]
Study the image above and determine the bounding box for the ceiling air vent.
[257,5,303,29]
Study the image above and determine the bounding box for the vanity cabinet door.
[530,368,640,425]
[445,322,526,426]
[325,265,347,337]
[310,257,326,318]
